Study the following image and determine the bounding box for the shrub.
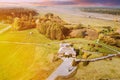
[100,36,116,45]
[116,40,120,47]
[73,24,84,29]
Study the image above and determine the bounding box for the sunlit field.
[0,28,62,80]
[0,6,120,80]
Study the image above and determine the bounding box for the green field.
[0,28,62,80]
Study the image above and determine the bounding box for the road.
[47,57,77,80]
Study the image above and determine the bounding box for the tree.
[36,13,70,40]
[46,21,66,40]
[12,17,20,30]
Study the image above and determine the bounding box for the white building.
[58,43,76,57]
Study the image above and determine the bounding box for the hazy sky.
[0,0,120,6]
[0,0,73,2]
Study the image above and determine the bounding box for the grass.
[0,28,61,80]
[0,29,51,43]
[0,27,120,80]
[0,43,35,80]
[75,58,120,80]
[0,28,105,80]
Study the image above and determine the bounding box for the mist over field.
[34,6,120,21]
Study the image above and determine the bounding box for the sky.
[0,0,120,6]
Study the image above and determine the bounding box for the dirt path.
[0,25,11,34]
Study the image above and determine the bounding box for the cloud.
[75,0,120,6]
[39,0,120,6]
[0,0,43,2]
[0,0,120,6]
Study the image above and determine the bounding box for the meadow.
[0,28,62,80]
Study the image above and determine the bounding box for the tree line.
[80,7,120,15]
[0,7,38,23]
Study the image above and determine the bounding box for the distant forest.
[80,7,120,15]
[0,7,38,20]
